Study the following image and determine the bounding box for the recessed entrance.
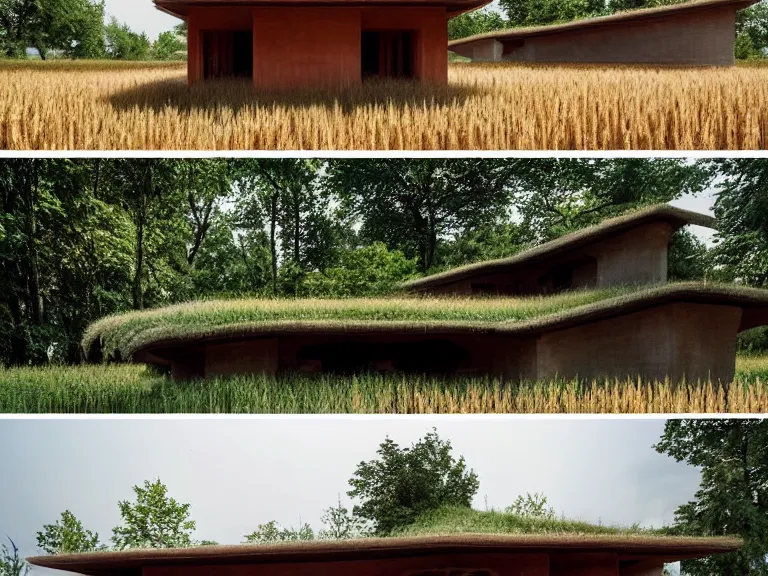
[202,30,253,79]
[361,30,416,79]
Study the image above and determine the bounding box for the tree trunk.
[270,193,278,295]
[133,216,144,310]
[293,188,300,265]
[24,161,43,326]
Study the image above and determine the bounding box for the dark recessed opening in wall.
[361,30,415,79]
[203,30,253,79]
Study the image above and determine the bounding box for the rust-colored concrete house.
[449,0,758,66]
[28,534,741,576]
[154,0,486,88]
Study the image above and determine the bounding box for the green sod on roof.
[392,506,659,538]
[82,286,632,360]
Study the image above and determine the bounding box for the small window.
[203,30,253,79]
[361,30,416,79]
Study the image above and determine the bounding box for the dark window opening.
[203,30,253,79]
[361,30,415,79]
[297,340,470,375]
[538,264,574,294]
[471,283,498,295]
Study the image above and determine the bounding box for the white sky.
[103,1,182,41]
[0,418,701,573]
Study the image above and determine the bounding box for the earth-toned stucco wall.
[186,6,448,87]
[454,5,738,66]
[536,302,743,383]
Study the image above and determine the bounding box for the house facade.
[449,0,757,66]
[155,0,486,88]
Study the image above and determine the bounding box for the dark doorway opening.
[203,30,253,79]
[361,30,416,79]
[297,339,470,375]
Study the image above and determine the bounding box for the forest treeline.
[448,0,768,60]
[1,0,186,60]
[1,158,766,366]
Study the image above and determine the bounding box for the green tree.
[510,158,710,242]
[244,521,314,543]
[111,479,197,549]
[710,159,768,287]
[299,242,417,297]
[319,496,368,540]
[37,510,102,554]
[152,29,185,60]
[105,17,150,60]
[347,428,480,536]
[500,0,606,27]
[448,7,507,40]
[736,1,768,58]
[0,539,28,576]
[667,229,710,281]
[654,420,768,576]
[327,159,515,272]
[0,0,104,58]
[505,493,556,520]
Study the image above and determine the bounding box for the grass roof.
[402,204,716,292]
[83,282,768,362]
[450,0,757,46]
[393,506,653,537]
[28,508,741,576]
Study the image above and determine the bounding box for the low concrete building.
[155,0,486,88]
[87,284,768,383]
[28,533,742,576]
[449,0,757,66]
[402,205,715,297]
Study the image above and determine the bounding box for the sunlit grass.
[2,60,767,149]
[1,355,766,413]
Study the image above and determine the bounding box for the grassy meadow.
[2,60,767,150]
[1,354,766,414]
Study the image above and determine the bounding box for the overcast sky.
[0,417,701,571]
[103,1,181,41]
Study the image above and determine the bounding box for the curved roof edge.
[402,204,715,292]
[28,533,742,576]
[113,283,768,362]
[449,0,757,47]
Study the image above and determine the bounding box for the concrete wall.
[587,222,672,288]
[536,302,743,383]
[143,553,550,576]
[454,6,738,66]
[187,6,447,87]
[204,339,278,378]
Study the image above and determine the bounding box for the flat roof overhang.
[116,283,768,364]
[155,0,491,20]
[401,205,716,293]
[28,533,742,576]
[448,0,758,50]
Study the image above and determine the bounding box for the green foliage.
[36,510,102,554]
[500,0,606,27]
[667,229,709,281]
[736,1,768,59]
[393,505,649,537]
[448,7,507,40]
[710,159,768,287]
[505,492,556,520]
[300,242,418,297]
[319,496,369,540]
[105,17,150,60]
[244,521,314,543]
[111,479,196,549]
[347,428,480,536]
[0,539,28,576]
[152,30,185,61]
[738,327,768,354]
[654,420,768,575]
[0,0,104,59]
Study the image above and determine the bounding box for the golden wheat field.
[1,60,767,150]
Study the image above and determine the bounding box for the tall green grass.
[1,356,766,414]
